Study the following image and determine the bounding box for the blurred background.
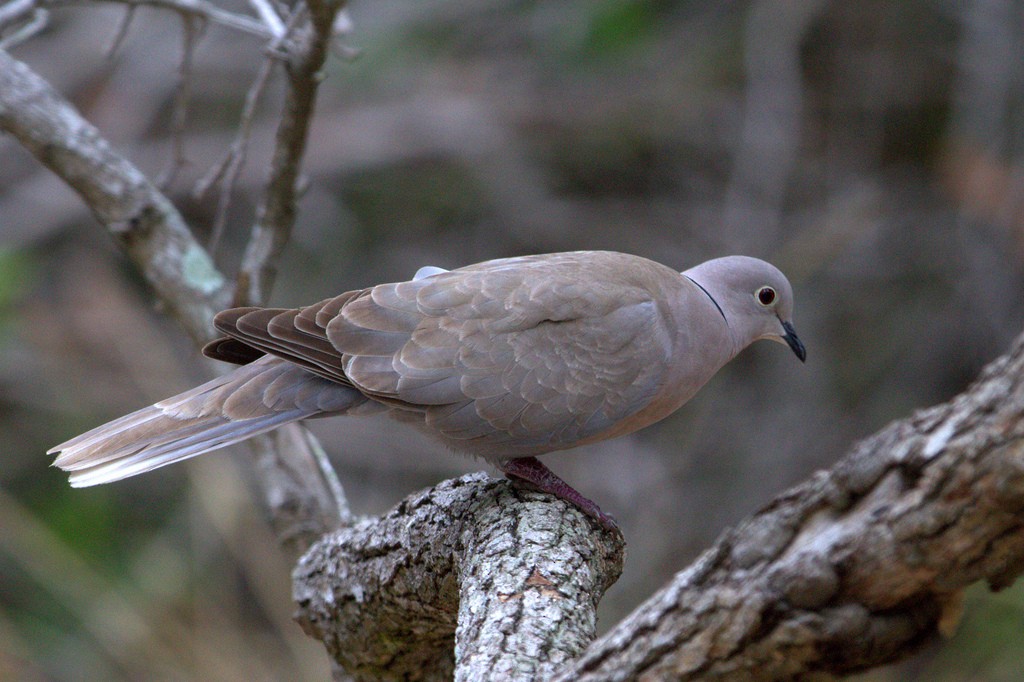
[3,0,1024,679]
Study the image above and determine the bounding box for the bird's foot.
[499,457,619,533]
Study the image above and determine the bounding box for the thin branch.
[156,13,203,190]
[234,0,348,306]
[0,47,230,341]
[195,37,277,253]
[247,0,284,38]
[251,423,352,558]
[104,5,137,60]
[37,0,273,39]
[0,0,34,29]
[303,425,349,527]
[0,6,47,49]
[0,47,345,550]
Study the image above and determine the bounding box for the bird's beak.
[781,320,807,362]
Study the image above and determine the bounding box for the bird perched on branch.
[50,251,805,530]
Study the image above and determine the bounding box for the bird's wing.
[211,253,678,451]
[341,253,678,450]
[205,290,365,384]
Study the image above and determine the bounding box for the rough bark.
[294,330,1024,681]
[554,331,1024,680]
[293,474,625,681]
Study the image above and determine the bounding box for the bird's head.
[683,256,806,362]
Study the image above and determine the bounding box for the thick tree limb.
[294,330,1024,681]
[552,332,1024,680]
[293,474,625,681]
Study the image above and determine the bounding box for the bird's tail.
[49,356,363,487]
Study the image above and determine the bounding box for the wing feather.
[204,252,678,455]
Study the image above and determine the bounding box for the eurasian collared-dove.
[49,251,805,529]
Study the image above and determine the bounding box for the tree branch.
[252,423,351,557]
[0,47,230,342]
[0,47,344,557]
[195,48,274,251]
[553,332,1024,680]
[293,474,625,681]
[234,0,347,306]
[53,0,272,38]
[294,328,1024,681]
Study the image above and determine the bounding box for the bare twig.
[38,0,273,39]
[251,422,353,557]
[156,13,203,189]
[234,0,348,306]
[104,5,137,59]
[0,0,34,29]
[0,5,47,49]
[247,0,284,38]
[194,1,316,256]
[195,38,278,253]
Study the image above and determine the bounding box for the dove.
[49,251,805,530]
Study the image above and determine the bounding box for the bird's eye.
[756,286,776,306]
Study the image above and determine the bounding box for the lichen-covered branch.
[293,474,625,681]
[0,47,230,342]
[553,331,1024,680]
[0,47,343,556]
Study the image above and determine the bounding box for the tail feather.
[49,409,168,469]
[49,356,363,487]
[61,409,310,487]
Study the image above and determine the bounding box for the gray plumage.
[50,251,805,523]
